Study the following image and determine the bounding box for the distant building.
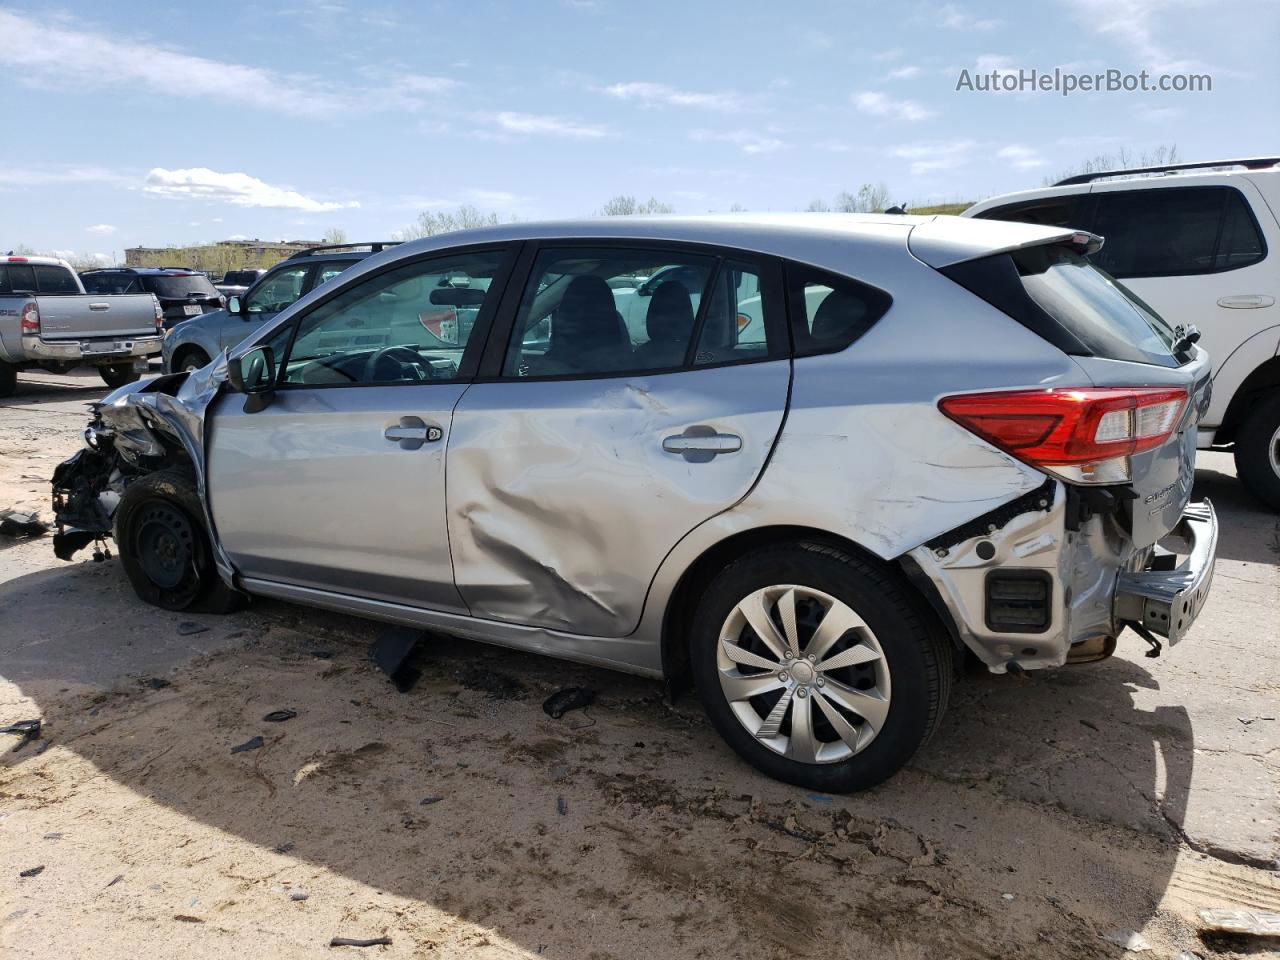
[124,238,324,267]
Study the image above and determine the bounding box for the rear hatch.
[914,217,1209,549]
[142,274,224,325]
[36,295,159,341]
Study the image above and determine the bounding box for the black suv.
[81,268,224,331]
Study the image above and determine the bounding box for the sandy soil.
[1,369,1277,959]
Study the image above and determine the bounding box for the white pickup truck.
[0,255,164,396]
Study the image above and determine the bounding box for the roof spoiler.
[908,217,1103,269]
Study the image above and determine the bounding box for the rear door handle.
[384,416,443,450]
[88,302,111,311]
[663,426,743,463]
[1217,295,1274,309]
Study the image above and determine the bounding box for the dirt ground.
[1,368,1277,959]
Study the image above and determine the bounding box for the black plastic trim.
[925,478,1056,552]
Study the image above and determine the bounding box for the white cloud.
[601,82,744,112]
[997,144,1048,169]
[1067,0,1206,72]
[890,139,976,174]
[143,168,360,212]
[85,223,116,234]
[494,112,607,138]
[0,10,456,116]
[884,65,922,81]
[465,188,521,206]
[689,129,786,155]
[938,4,1001,30]
[852,91,935,122]
[0,165,126,187]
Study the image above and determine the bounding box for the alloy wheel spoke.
[721,671,785,703]
[720,638,781,673]
[813,689,863,752]
[739,591,790,661]
[802,602,866,662]
[776,588,801,657]
[755,688,793,740]
[786,693,818,763]
[816,643,881,672]
[818,678,890,731]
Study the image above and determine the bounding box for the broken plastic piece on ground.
[274,842,295,854]
[230,735,264,755]
[0,509,49,538]
[330,937,392,948]
[543,687,595,719]
[2,718,41,750]
[369,626,425,693]
[309,649,335,660]
[556,796,568,816]
[52,529,98,560]
[106,874,124,887]
[1198,908,1280,937]
[177,621,209,636]
[289,890,309,901]
[420,796,443,806]
[147,677,169,690]
[19,865,45,878]
[263,709,297,723]
[1101,930,1152,951]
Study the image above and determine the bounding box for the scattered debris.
[369,626,425,692]
[1079,718,1100,732]
[420,796,443,806]
[274,842,295,854]
[42,833,63,840]
[1,718,41,750]
[808,794,835,805]
[1237,716,1275,725]
[543,687,595,719]
[230,736,265,755]
[1101,930,1152,951]
[106,874,124,888]
[330,937,392,948]
[146,677,170,690]
[1001,893,1015,901]
[1198,908,1280,937]
[19,866,45,878]
[289,890,309,901]
[1175,952,1202,960]
[460,664,526,700]
[309,649,335,660]
[173,915,204,923]
[263,709,297,723]
[176,621,209,636]
[557,796,568,816]
[0,508,48,538]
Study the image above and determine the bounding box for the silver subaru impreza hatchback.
[52,214,1217,791]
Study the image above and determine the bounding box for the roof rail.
[285,241,402,260]
[1055,156,1280,187]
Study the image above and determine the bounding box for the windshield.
[142,274,220,299]
[1012,246,1179,367]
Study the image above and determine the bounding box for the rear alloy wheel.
[691,543,951,791]
[99,363,141,389]
[1234,391,1280,511]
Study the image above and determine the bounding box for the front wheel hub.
[135,503,195,590]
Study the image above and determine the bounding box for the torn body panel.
[51,356,238,587]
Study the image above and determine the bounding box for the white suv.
[965,157,1280,508]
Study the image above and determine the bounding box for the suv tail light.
[19,302,40,336]
[939,387,1187,484]
[152,295,164,332]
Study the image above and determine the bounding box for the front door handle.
[663,426,743,463]
[384,416,443,450]
[1218,294,1275,309]
[88,302,111,311]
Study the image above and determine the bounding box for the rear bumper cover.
[21,334,163,363]
[1114,500,1217,646]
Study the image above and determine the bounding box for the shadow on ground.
[0,551,1206,958]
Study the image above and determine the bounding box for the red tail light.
[939,387,1187,483]
[19,302,39,335]
[153,295,164,332]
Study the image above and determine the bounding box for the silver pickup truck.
[0,255,163,397]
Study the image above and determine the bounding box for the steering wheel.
[362,344,423,383]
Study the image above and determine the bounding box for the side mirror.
[226,345,276,412]
[227,295,242,315]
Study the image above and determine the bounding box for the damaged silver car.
[51,215,1218,791]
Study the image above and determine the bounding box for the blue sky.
[1,0,1277,259]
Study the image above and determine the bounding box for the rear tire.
[99,363,141,389]
[0,361,15,398]
[173,348,211,374]
[1234,391,1280,511]
[689,541,952,792]
[114,469,245,613]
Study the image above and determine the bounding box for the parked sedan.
[51,214,1218,791]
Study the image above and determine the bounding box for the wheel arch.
[170,343,212,372]
[1215,347,1280,445]
[658,523,959,696]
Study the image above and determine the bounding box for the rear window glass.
[786,264,892,357]
[1013,245,1179,366]
[142,274,220,299]
[0,264,36,294]
[1090,186,1266,278]
[82,273,141,294]
[33,264,79,294]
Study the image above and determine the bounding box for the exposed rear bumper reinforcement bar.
[1114,500,1217,647]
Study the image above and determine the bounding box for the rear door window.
[1089,186,1266,278]
[785,264,892,357]
[33,264,79,294]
